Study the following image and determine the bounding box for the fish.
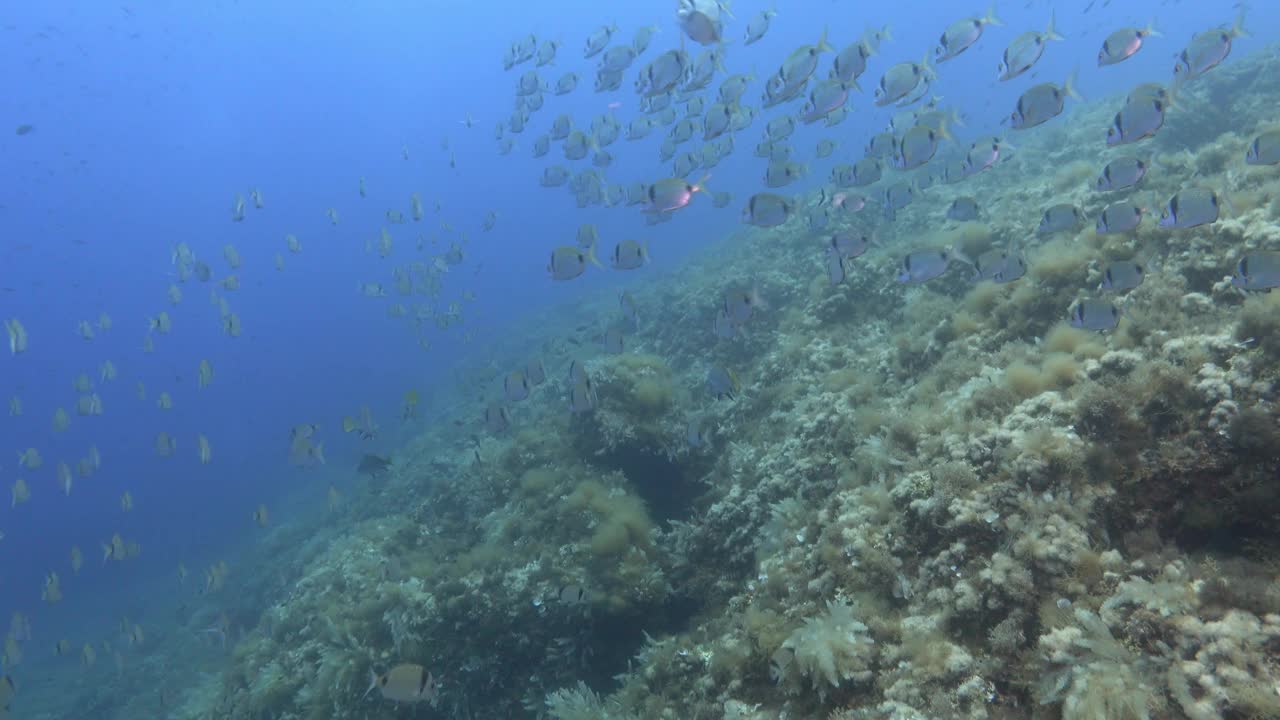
[632,25,660,54]
[548,245,602,281]
[1096,157,1150,191]
[1099,260,1146,291]
[947,197,981,221]
[826,251,849,286]
[706,365,740,400]
[1173,13,1248,81]
[677,0,729,45]
[612,240,649,270]
[253,505,269,528]
[1158,188,1227,230]
[815,139,838,158]
[505,371,531,402]
[897,249,954,284]
[70,546,83,574]
[894,123,951,170]
[1009,72,1081,129]
[778,28,834,90]
[155,432,177,458]
[636,49,688,96]
[800,79,852,124]
[17,448,41,469]
[53,407,70,431]
[7,397,18,416]
[935,5,1002,63]
[1106,99,1166,146]
[121,491,133,512]
[997,13,1063,81]
[744,6,777,44]
[742,193,795,228]
[77,320,95,340]
[1246,130,1280,166]
[882,182,916,218]
[6,319,28,354]
[197,359,214,388]
[1231,252,1280,291]
[535,39,558,67]
[558,584,591,605]
[364,665,439,704]
[555,72,579,94]
[570,378,598,413]
[197,434,212,464]
[765,161,806,188]
[484,403,510,433]
[1097,22,1160,66]
[11,478,30,507]
[356,454,392,477]
[1069,299,1122,331]
[831,29,884,85]
[602,327,624,354]
[712,190,733,208]
[1039,204,1083,234]
[1096,200,1147,234]
[644,174,710,213]
[827,227,874,262]
[57,463,73,495]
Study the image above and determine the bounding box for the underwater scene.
[4,0,1280,718]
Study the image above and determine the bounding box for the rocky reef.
[184,45,1280,720]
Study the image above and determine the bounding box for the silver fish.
[633,25,660,55]
[829,230,872,259]
[895,124,949,170]
[897,249,951,284]
[946,197,981,221]
[764,161,806,188]
[1246,130,1280,166]
[742,193,794,227]
[1009,73,1080,129]
[1096,201,1145,234]
[875,57,933,107]
[1095,157,1149,191]
[998,14,1063,81]
[1158,187,1226,229]
[816,138,838,158]
[548,245,601,280]
[1173,15,1247,81]
[1039,204,1083,234]
[1097,23,1160,66]
[865,131,897,159]
[702,103,733,141]
[602,328,624,354]
[1232,252,1280,291]
[744,7,777,44]
[712,190,733,208]
[706,366,740,400]
[484,403,510,433]
[1106,99,1165,146]
[550,114,572,140]
[718,74,754,104]
[1069,299,1121,331]
[935,5,1002,63]
[826,251,848,285]
[570,378,598,413]
[800,80,851,124]
[554,73,578,95]
[504,372,530,402]
[536,40,559,67]
[678,0,729,46]
[612,240,649,270]
[778,29,834,90]
[1099,260,1146,291]
[600,45,637,73]
[577,224,599,251]
[584,24,617,58]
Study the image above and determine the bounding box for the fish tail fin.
[983,3,1003,26]
[936,119,955,144]
[587,243,604,269]
[313,441,326,465]
[693,173,712,193]
[817,26,833,53]
[878,24,893,45]
[1045,11,1065,41]
[1231,10,1250,39]
[641,240,651,265]
[950,108,967,128]
[718,0,734,20]
[1142,19,1163,38]
[1063,68,1084,102]
[363,670,379,700]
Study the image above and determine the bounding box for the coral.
[1035,608,1154,720]
[779,599,876,691]
[545,681,639,720]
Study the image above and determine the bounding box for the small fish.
[707,365,740,400]
[1098,22,1160,66]
[548,245,602,281]
[874,56,934,107]
[1106,99,1166,146]
[365,665,439,704]
[815,138,838,158]
[897,249,953,284]
[644,174,710,213]
[1039,204,1083,234]
[895,123,950,170]
[570,378,598,413]
[800,79,852,124]
[829,230,873,259]
[1173,14,1248,81]
[998,13,1064,81]
[831,28,884,85]
[1246,130,1280,166]
[744,6,777,44]
[602,327,625,354]
[935,5,1002,62]
[677,0,728,46]
[197,434,212,464]
[1231,252,1280,291]
[1009,72,1081,129]
[1096,157,1150,191]
[947,197,981,221]
[1099,260,1146,291]
[1096,200,1147,234]
[11,478,30,507]
[687,418,710,448]
[1069,298,1122,331]
[742,193,795,228]
[6,318,28,354]
[612,240,649,270]
[633,24,659,54]
[121,491,134,512]
[484,403,510,434]
[505,371,530,402]
[765,161,806,188]
[1158,187,1227,230]
[778,28,835,89]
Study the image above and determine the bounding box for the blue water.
[1,0,1275,711]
